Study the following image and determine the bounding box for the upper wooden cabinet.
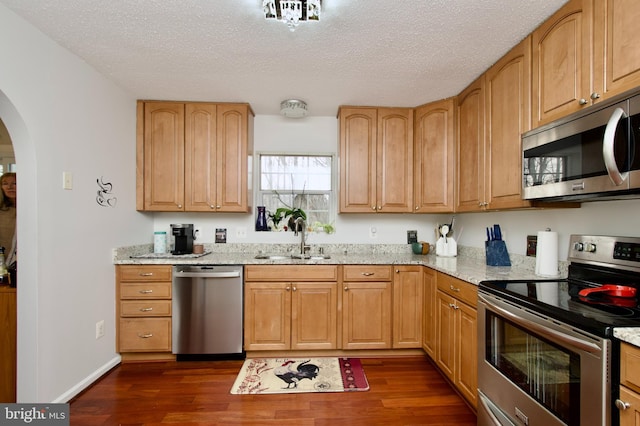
[593,0,640,101]
[414,98,455,213]
[456,76,485,212]
[532,0,640,127]
[339,107,414,213]
[532,0,593,126]
[457,37,533,212]
[137,101,253,212]
[484,36,533,210]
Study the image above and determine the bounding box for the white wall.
[0,5,151,402]
[2,0,640,404]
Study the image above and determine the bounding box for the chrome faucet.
[294,217,310,257]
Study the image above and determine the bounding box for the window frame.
[255,151,337,231]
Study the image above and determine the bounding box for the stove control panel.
[614,241,640,262]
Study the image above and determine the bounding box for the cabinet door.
[456,76,485,212]
[414,99,455,213]
[244,283,291,351]
[339,107,377,213]
[457,301,478,409]
[594,0,640,101]
[435,290,456,381]
[291,282,337,350]
[184,103,217,211]
[141,102,185,211]
[618,386,640,426]
[422,267,437,359]
[216,104,251,212]
[392,266,423,348]
[377,108,413,213]
[485,36,533,210]
[342,282,392,349]
[532,0,594,127]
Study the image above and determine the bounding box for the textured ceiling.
[1,0,568,116]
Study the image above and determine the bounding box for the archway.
[0,89,39,401]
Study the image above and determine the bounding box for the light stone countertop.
[113,243,560,284]
[113,242,640,348]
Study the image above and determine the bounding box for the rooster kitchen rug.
[230,357,369,394]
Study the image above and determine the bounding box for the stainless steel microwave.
[522,90,640,201]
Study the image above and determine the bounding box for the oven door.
[478,292,611,426]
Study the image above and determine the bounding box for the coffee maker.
[171,224,195,255]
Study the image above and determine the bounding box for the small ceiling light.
[280,99,308,118]
[263,0,321,32]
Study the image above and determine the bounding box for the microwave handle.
[603,107,628,186]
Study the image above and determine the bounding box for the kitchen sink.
[254,254,291,260]
[254,254,331,260]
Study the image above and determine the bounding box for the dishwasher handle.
[174,271,241,279]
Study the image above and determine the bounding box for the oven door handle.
[479,294,602,353]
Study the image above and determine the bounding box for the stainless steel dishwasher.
[172,265,244,359]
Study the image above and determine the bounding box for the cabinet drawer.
[245,265,338,281]
[120,300,171,317]
[437,273,477,307]
[119,318,171,352]
[117,265,172,282]
[343,265,392,281]
[120,282,172,299]
[621,342,640,393]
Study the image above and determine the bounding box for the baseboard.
[53,355,121,403]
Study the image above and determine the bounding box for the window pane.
[260,155,332,191]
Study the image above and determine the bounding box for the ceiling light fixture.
[263,0,321,32]
[280,99,308,118]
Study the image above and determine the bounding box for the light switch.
[63,172,73,190]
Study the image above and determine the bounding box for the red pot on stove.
[578,284,637,298]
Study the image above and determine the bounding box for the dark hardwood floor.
[70,356,476,425]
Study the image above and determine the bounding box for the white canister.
[154,231,167,254]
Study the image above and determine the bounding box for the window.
[257,153,335,231]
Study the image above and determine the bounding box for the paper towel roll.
[536,230,559,277]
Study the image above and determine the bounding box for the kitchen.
[3,0,640,424]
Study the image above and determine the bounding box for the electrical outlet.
[527,235,537,257]
[62,171,73,190]
[95,320,105,339]
[236,227,247,238]
[369,226,377,239]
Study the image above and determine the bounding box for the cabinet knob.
[361,272,375,276]
[344,286,349,291]
[377,206,382,211]
[139,289,153,294]
[579,98,588,105]
[371,205,376,211]
[450,285,460,292]
[139,307,153,312]
[395,269,400,273]
[177,204,182,208]
[292,286,297,291]
[591,92,601,100]
[415,206,419,210]
[139,272,153,276]
[286,286,291,291]
[615,399,631,411]
[137,333,153,339]
[216,205,221,209]
[210,205,215,209]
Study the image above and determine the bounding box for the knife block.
[485,240,511,266]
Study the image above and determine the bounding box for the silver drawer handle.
[137,333,153,338]
[361,272,375,276]
[616,399,631,411]
[449,285,460,292]
[139,307,153,312]
[139,289,153,294]
[139,272,154,276]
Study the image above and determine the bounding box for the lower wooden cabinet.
[619,342,640,425]
[116,265,173,358]
[342,265,393,349]
[422,267,437,358]
[244,265,338,351]
[393,266,423,348]
[434,272,478,409]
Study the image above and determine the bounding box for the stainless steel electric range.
[477,235,640,426]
